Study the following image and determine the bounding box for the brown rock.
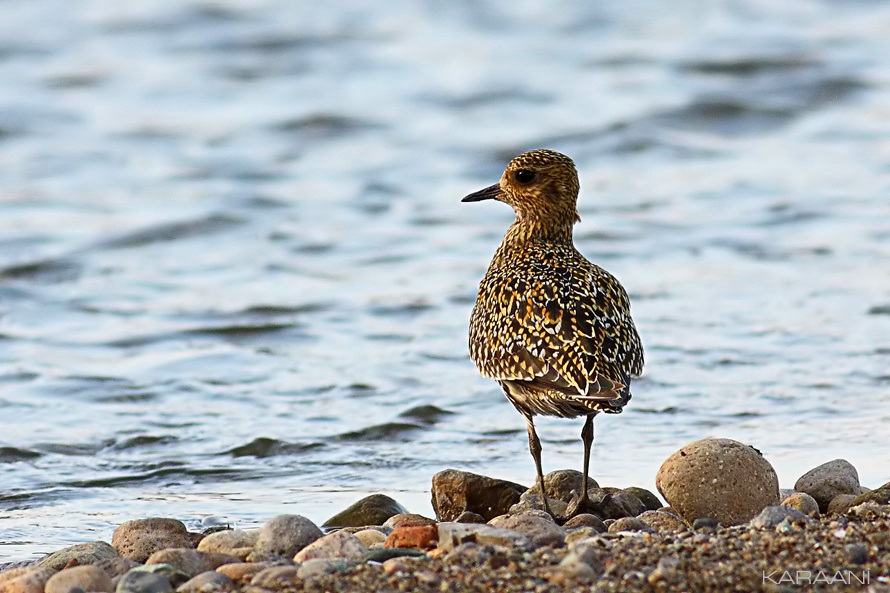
[294,530,368,562]
[488,513,566,548]
[248,566,299,589]
[0,567,57,593]
[431,469,526,521]
[607,517,654,533]
[353,529,387,548]
[383,513,437,530]
[623,487,662,511]
[214,563,266,584]
[562,514,607,533]
[526,470,598,503]
[196,530,257,555]
[384,525,439,550]
[176,571,236,593]
[112,518,195,563]
[827,494,858,515]
[780,492,820,518]
[638,510,687,533]
[321,494,408,528]
[95,557,140,580]
[436,523,530,552]
[145,549,240,578]
[37,542,119,571]
[656,438,779,525]
[601,490,647,519]
[454,511,486,524]
[848,481,890,507]
[45,565,113,593]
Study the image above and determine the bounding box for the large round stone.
[655,438,779,526]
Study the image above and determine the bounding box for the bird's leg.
[565,415,594,518]
[524,415,553,517]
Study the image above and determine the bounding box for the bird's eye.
[514,170,536,184]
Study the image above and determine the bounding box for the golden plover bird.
[462,149,644,519]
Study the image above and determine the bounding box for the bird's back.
[469,229,643,418]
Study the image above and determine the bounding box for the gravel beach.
[3,441,888,593]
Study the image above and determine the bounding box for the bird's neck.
[503,216,575,245]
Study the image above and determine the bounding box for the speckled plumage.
[462,149,643,519]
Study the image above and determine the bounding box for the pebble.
[97,557,141,580]
[144,550,240,579]
[454,511,486,524]
[321,494,408,528]
[430,469,526,521]
[607,517,654,534]
[352,529,387,548]
[507,490,567,517]
[845,542,869,564]
[623,487,662,511]
[794,459,860,512]
[213,563,265,584]
[692,517,718,531]
[129,565,190,588]
[293,530,368,562]
[115,570,173,593]
[413,569,442,588]
[37,542,120,571]
[247,566,299,589]
[380,558,413,574]
[562,514,607,532]
[383,525,438,550]
[382,514,437,530]
[196,530,257,555]
[296,559,339,580]
[435,522,531,552]
[749,505,808,529]
[780,492,820,517]
[252,515,323,559]
[656,438,779,525]
[567,539,606,570]
[547,555,598,585]
[45,565,113,593]
[488,513,566,547]
[827,494,858,515]
[846,501,890,520]
[848,481,890,507]
[526,469,598,503]
[112,519,196,563]
[637,510,687,533]
[647,555,683,587]
[564,527,606,545]
[602,489,647,519]
[0,567,57,593]
[175,571,236,593]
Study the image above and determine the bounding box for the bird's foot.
[555,491,613,524]
[562,493,589,520]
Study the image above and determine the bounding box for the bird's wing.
[470,262,642,399]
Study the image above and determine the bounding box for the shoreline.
[3,447,888,593]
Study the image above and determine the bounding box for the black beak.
[461,183,501,203]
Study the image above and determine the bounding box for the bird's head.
[462,149,581,233]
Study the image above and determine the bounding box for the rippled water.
[2,0,889,562]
